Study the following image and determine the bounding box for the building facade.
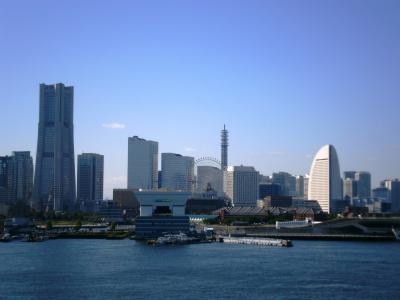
[355,172,371,199]
[308,145,342,213]
[0,152,33,204]
[161,153,194,192]
[259,183,281,199]
[196,166,223,196]
[383,179,400,213]
[127,136,158,190]
[0,156,12,203]
[343,171,371,200]
[77,153,104,210]
[33,83,76,211]
[343,178,358,202]
[272,172,296,196]
[134,191,191,239]
[303,175,309,199]
[295,175,305,197]
[224,166,259,206]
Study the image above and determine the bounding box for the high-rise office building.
[372,187,389,202]
[295,175,305,197]
[259,183,281,199]
[161,153,194,192]
[308,145,342,213]
[343,171,356,180]
[224,166,259,206]
[343,171,371,199]
[196,166,223,196]
[0,156,12,203]
[10,152,33,203]
[343,178,358,202]
[382,179,400,212]
[77,153,104,210]
[0,152,34,205]
[272,172,296,196]
[33,83,76,211]
[127,136,158,190]
[221,125,228,170]
[355,172,371,199]
[303,175,309,199]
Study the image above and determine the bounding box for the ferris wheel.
[194,156,222,170]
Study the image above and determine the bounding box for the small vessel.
[0,233,12,242]
[220,236,292,247]
[276,218,315,230]
[22,233,49,242]
[153,233,199,246]
[392,227,400,241]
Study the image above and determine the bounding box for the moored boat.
[392,227,400,241]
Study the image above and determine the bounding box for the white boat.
[276,218,314,229]
[0,233,12,242]
[155,233,197,245]
[392,227,400,241]
[220,236,292,247]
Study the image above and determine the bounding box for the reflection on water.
[0,240,399,299]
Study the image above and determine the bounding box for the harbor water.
[1,239,399,299]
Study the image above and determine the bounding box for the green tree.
[46,220,53,230]
[110,221,117,232]
[75,220,82,231]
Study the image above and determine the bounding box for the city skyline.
[1,82,399,199]
[1,1,400,198]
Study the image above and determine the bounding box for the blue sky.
[1,0,399,198]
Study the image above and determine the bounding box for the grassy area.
[54,231,130,239]
[34,220,103,226]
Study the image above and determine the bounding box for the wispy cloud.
[184,147,197,153]
[102,122,126,129]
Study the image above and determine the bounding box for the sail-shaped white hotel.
[308,145,342,213]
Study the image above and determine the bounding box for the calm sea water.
[0,239,399,299]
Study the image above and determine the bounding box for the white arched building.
[308,145,342,213]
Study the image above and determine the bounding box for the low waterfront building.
[186,198,226,215]
[113,188,140,216]
[213,206,318,220]
[134,191,191,239]
[98,201,125,222]
[262,196,293,208]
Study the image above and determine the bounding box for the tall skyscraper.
[77,153,104,210]
[161,153,194,192]
[127,136,158,190]
[0,156,12,203]
[295,175,305,197]
[10,152,33,203]
[382,179,400,212]
[221,125,228,170]
[355,172,371,199]
[343,171,371,199]
[224,166,259,206]
[343,178,358,202]
[308,145,342,213]
[343,171,356,180]
[303,175,310,199]
[272,172,296,196]
[259,183,281,199]
[33,83,76,211]
[0,152,34,204]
